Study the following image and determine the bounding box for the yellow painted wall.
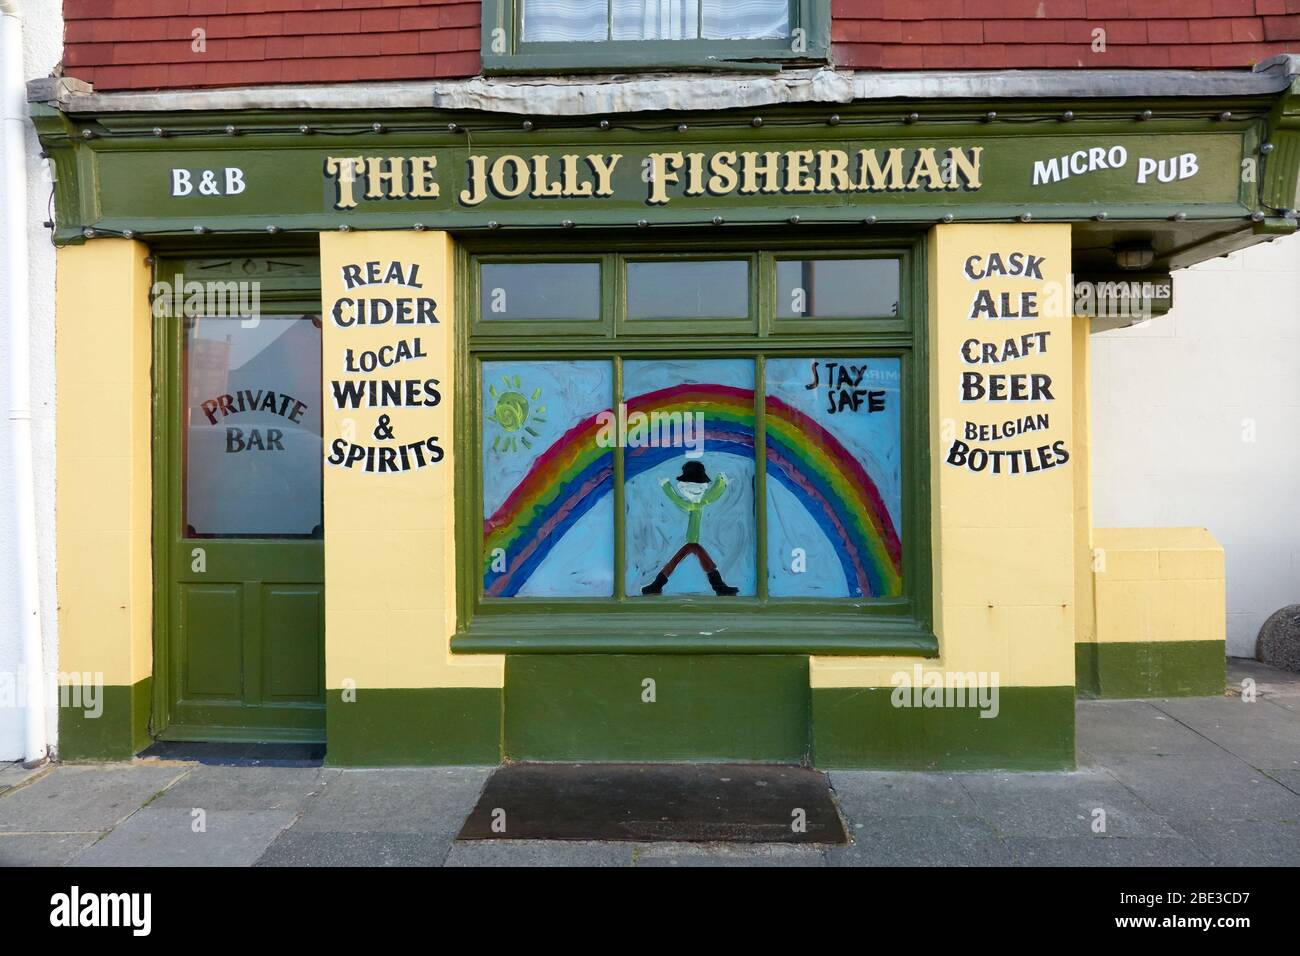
[1073,314,1097,647]
[55,240,154,688]
[812,223,1076,689]
[1092,527,1225,644]
[319,231,503,689]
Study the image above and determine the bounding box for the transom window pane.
[626,259,749,319]
[480,262,601,321]
[522,0,790,43]
[776,258,901,319]
[184,314,322,538]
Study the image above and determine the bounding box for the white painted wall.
[1091,232,1300,658]
[0,0,60,759]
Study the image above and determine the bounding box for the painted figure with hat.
[641,458,739,596]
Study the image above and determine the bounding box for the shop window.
[481,0,829,74]
[463,241,928,654]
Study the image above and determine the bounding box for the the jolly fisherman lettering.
[947,249,1070,476]
[323,146,984,210]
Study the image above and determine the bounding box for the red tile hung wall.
[62,0,1300,91]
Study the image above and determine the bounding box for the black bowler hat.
[676,460,710,484]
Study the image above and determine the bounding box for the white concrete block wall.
[0,0,61,759]
[1091,232,1300,658]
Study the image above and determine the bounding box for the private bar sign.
[323,145,986,209]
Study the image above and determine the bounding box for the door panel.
[157,260,326,743]
[180,584,244,699]
[261,585,324,702]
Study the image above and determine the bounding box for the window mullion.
[613,353,626,600]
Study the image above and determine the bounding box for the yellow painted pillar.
[318,231,502,765]
[810,223,1076,768]
[54,239,154,758]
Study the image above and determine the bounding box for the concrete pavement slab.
[1076,700,1224,758]
[71,807,297,867]
[1005,837,1210,867]
[291,767,490,835]
[1102,754,1300,822]
[1171,819,1300,866]
[827,814,1014,866]
[631,842,826,866]
[444,839,635,867]
[256,829,449,867]
[1150,697,1300,771]
[0,763,191,833]
[829,771,981,818]
[146,765,337,812]
[0,832,102,866]
[959,769,1180,838]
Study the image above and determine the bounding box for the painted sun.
[488,374,546,452]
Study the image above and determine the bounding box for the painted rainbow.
[483,383,903,598]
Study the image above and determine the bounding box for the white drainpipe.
[1,0,48,768]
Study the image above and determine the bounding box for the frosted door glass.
[185,315,322,537]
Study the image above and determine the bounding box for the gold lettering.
[786,149,815,193]
[816,149,850,192]
[947,146,983,189]
[365,156,406,199]
[459,154,489,206]
[325,155,365,210]
[560,155,593,197]
[740,151,782,194]
[529,155,564,198]
[906,147,945,190]
[708,151,739,195]
[857,148,905,191]
[490,155,530,198]
[684,152,707,196]
[647,152,683,205]
[410,155,439,198]
[587,153,621,196]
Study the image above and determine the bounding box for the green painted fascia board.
[57,678,153,761]
[504,654,811,762]
[1263,77,1300,214]
[324,688,502,766]
[1075,641,1226,700]
[811,685,1075,771]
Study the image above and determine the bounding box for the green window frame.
[479,0,831,75]
[452,233,935,656]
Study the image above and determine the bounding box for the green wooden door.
[155,255,325,742]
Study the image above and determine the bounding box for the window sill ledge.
[452,613,938,656]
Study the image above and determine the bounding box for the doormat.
[137,741,325,767]
[457,763,848,844]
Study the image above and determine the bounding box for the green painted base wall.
[1075,641,1226,699]
[325,688,501,766]
[57,677,152,761]
[812,685,1075,770]
[504,655,811,763]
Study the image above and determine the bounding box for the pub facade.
[26,2,1300,767]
